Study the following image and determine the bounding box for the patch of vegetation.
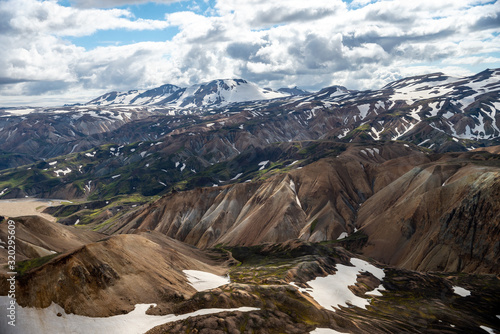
[310,219,318,234]
[15,253,59,276]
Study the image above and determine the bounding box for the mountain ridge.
[85,78,294,107]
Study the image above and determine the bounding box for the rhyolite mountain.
[0,69,500,333]
[0,69,499,172]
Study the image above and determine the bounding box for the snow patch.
[337,232,349,240]
[309,328,347,334]
[480,326,495,334]
[183,270,230,291]
[337,128,350,139]
[54,168,71,177]
[230,173,243,180]
[358,104,370,120]
[452,286,471,297]
[258,160,269,171]
[418,139,430,146]
[85,180,92,193]
[291,258,385,311]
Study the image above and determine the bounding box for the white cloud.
[0,0,499,106]
[215,0,346,28]
[70,0,184,9]
[1,0,170,37]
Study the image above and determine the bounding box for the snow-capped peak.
[170,79,289,108]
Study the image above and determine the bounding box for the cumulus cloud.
[1,0,499,106]
[1,0,170,37]
[215,0,345,28]
[70,0,184,9]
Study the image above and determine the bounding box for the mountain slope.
[100,143,500,273]
[85,79,289,108]
[87,90,145,106]
[357,161,500,273]
[6,232,229,317]
[0,215,104,262]
[130,84,182,105]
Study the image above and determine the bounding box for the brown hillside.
[8,232,229,316]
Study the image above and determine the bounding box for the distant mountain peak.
[167,78,289,108]
[277,86,311,96]
[85,78,290,108]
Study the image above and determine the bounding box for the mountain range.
[0,69,499,333]
[84,79,304,108]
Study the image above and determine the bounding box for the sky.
[0,0,499,107]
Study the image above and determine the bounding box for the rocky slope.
[99,142,424,244]
[357,160,500,273]
[0,231,229,317]
[147,241,500,333]
[0,69,500,333]
[94,143,500,273]
[0,215,103,264]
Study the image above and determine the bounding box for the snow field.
[291,258,385,311]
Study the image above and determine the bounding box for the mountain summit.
[86,79,291,107]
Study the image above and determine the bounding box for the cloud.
[215,0,345,28]
[69,0,184,9]
[1,0,500,106]
[1,0,170,37]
